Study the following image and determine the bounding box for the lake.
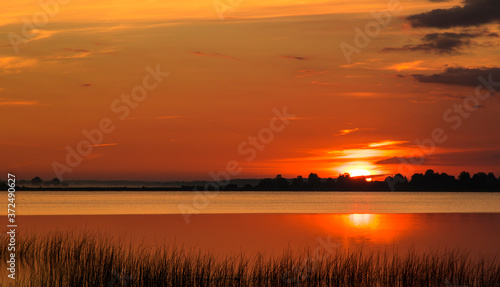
[14,191,500,215]
[12,191,500,255]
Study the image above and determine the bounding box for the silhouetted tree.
[439,172,456,189]
[223,184,238,191]
[50,178,61,186]
[31,176,43,186]
[458,171,472,189]
[409,170,456,190]
[410,173,425,188]
[424,169,435,177]
[0,180,7,190]
[459,171,471,182]
[256,178,274,190]
[336,173,351,190]
[471,172,497,189]
[256,175,289,191]
[290,176,304,190]
[274,174,289,190]
[308,173,321,189]
[242,184,253,191]
[386,173,409,190]
[324,177,336,190]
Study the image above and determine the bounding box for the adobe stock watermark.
[7,0,71,54]
[213,0,242,20]
[51,64,169,180]
[178,106,296,223]
[282,235,341,286]
[339,0,403,64]
[386,73,499,190]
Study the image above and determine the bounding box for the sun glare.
[347,169,373,181]
[335,161,382,181]
[347,169,371,177]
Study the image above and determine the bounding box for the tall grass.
[1,232,500,286]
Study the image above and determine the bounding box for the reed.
[1,232,500,286]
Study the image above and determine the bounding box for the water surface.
[14,191,500,215]
[11,191,500,256]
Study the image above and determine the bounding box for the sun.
[347,169,371,177]
[336,161,381,181]
[346,169,372,181]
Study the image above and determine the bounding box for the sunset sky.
[1,0,499,180]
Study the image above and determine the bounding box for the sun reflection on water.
[347,213,379,229]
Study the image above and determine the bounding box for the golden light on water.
[347,214,377,228]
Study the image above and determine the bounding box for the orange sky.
[1,0,499,180]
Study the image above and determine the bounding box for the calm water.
[14,191,500,215]
[11,191,500,255]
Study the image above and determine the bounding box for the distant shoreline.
[11,170,500,192]
[16,186,500,192]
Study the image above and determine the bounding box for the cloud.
[368,140,409,148]
[25,29,58,42]
[310,80,334,86]
[81,83,92,87]
[92,143,118,147]
[335,127,377,136]
[0,100,39,106]
[56,143,118,150]
[376,156,426,165]
[407,0,500,28]
[0,57,37,72]
[382,32,484,54]
[329,149,387,159]
[336,128,359,136]
[378,149,500,167]
[65,48,90,53]
[191,51,238,60]
[48,48,92,60]
[413,67,500,87]
[386,61,432,72]
[126,115,185,120]
[155,116,183,119]
[294,70,331,78]
[280,55,307,60]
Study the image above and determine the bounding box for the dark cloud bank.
[412,67,500,87]
[407,0,500,28]
[382,31,497,54]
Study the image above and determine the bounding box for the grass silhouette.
[1,232,500,286]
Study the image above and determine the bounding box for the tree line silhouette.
[242,170,500,191]
[2,170,499,191]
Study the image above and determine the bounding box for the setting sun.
[348,169,371,177]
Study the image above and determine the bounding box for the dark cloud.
[430,149,500,167]
[191,51,239,60]
[81,83,92,87]
[412,67,500,87]
[428,0,451,2]
[280,55,307,60]
[377,149,500,168]
[407,0,500,28]
[376,157,426,165]
[65,48,90,53]
[382,32,482,54]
